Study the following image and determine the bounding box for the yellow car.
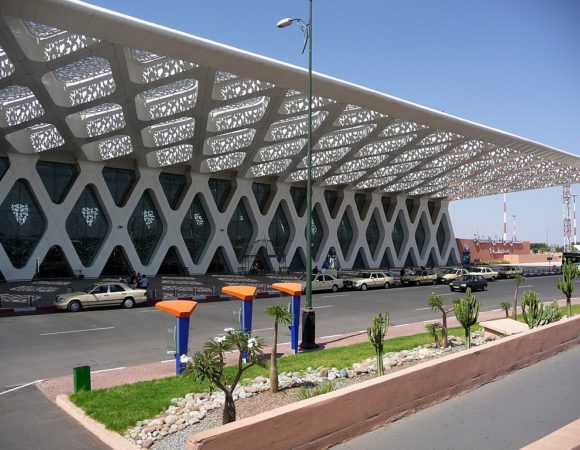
[54,282,148,312]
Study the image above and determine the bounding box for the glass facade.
[324,190,338,214]
[0,157,8,180]
[36,161,77,204]
[446,253,458,266]
[354,193,366,218]
[100,246,132,277]
[128,190,163,265]
[428,200,436,223]
[406,198,414,217]
[404,252,415,268]
[252,182,271,213]
[436,221,446,253]
[207,247,228,273]
[366,214,380,256]
[288,250,305,271]
[0,179,46,268]
[159,173,186,209]
[337,211,353,257]
[381,196,391,220]
[208,178,232,212]
[269,204,290,259]
[426,250,435,268]
[158,246,183,274]
[66,185,109,266]
[38,245,71,278]
[102,167,135,207]
[380,251,393,269]
[290,186,306,215]
[392,215,405,257]
[181,194,211,264]
[310,208,324,259]
[352,249,366,269]
[227,199,253,261]
[415,219,426,254]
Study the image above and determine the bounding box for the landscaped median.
[186,315,580,450]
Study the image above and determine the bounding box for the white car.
[299,274,344,293]
[469,267,498,281]
[438,268,469,283]
[344,272,395,291]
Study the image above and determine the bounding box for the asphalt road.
[335,344,580,450]
[0,275,570,391]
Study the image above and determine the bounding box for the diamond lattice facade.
[0,0,579,281]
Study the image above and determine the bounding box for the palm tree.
[264,304,292,393]
[557,261,577,317]
[500,302,511,318]
[512,273,525,320]
[428,292,453,348]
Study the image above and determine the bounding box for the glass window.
[354,193,366,218]
[227,199,253,261]
[366,215,380,256]
[415,219,426,254]
[436,221,446,253]
[208,178,231,212]
[66,185,109,266]
[392,215,405,257]
[128,190,163,265]
[306,208,324,259]
[36,161,77,204]
[181,195,211,264]
[290,186,306,215]
[252,182,271,213]
[0,157,10,181]
[324,190,338,213]
[159,173,186,209]
[109,284,125,292]
[102,167,135,207]
[337,211,353,257]
[268,204,290,260]
[0,179,46,268]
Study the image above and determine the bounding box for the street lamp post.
[277,0,318,349]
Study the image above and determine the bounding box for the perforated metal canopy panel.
[0,0,579,200]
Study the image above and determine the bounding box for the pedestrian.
[313,265,319,274]
[138,275,149,288]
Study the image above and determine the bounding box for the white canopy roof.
[0,0,579,200]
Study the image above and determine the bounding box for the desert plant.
[425,322,442,347]
[500,302,511,318]
[521,291,562,329]
[557,261,577,317]
[296,381,336,401]
[453,288,480,349]
[428,292,453,348]
[367,311,389,376]
[512,273,525,320]
[187,328,266,424]
[264,303,293,393]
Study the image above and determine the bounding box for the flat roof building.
[0,0,579,281]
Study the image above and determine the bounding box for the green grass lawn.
[71,325,475,432]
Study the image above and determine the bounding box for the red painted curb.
[0,308,14,314]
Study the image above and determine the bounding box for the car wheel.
[361,284,367,291]
[416,281,421,287]
[483,284,488,291]
[432,279,437,285]
[122,297,135,309]
[450,287,454,292]
[384,282,390,289]
[68,300,81,313]
[332,284,338,293]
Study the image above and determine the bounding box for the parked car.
[343,272,395,290]
[401,268,438,286]
[450,274,488,292]
[55,282,148,312]
[299,274,344,293]
[468,266,499,280]
[437,267,469,283]
[495,265,524,279]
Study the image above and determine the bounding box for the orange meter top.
[155,300,198,318]
[222,285,257,301]
[271,282,303,296]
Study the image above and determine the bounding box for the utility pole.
[563,185,572,252]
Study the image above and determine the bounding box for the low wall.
[187,315,580,450]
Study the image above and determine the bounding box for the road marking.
[393,323,410,327]
[313,305,334,309]
[0,379,43,396]
[490,308,502,312]
[320,334,343,339]
[161,359,174,363]
[253,327,274,332]
[441,293,455,296]
[139,309,160,313]
[520,285,533,288]
[39,326,115,336]
[423,319,439,323]
[321,293,352,298]
[415,307,431,311]
[91,367,125,374]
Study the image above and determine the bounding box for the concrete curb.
[522,418,580,450]
[55,394,138,450]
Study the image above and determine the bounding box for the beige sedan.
[54,282,148,312]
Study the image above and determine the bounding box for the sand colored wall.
[504,253,562,264]
[187,316,580,450]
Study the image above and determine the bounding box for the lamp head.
[276,18,294,28]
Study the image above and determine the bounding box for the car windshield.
[443,268,455,274]
[82,284,100,293]
[357,273,371,278]
[300,275,317,281]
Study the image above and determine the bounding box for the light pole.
[277,0,318,349]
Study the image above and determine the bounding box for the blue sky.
[87,0,580,244]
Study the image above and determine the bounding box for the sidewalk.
[36,298,579,402]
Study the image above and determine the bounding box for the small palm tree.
[512,273,525,320]
[454,288,480,349]
[428,292,453,348]
[500,302,511,318]
[425,322,442,347]
[557,261,577,317]
[264,304,292,393]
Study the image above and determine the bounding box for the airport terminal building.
[0,0,579,282]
